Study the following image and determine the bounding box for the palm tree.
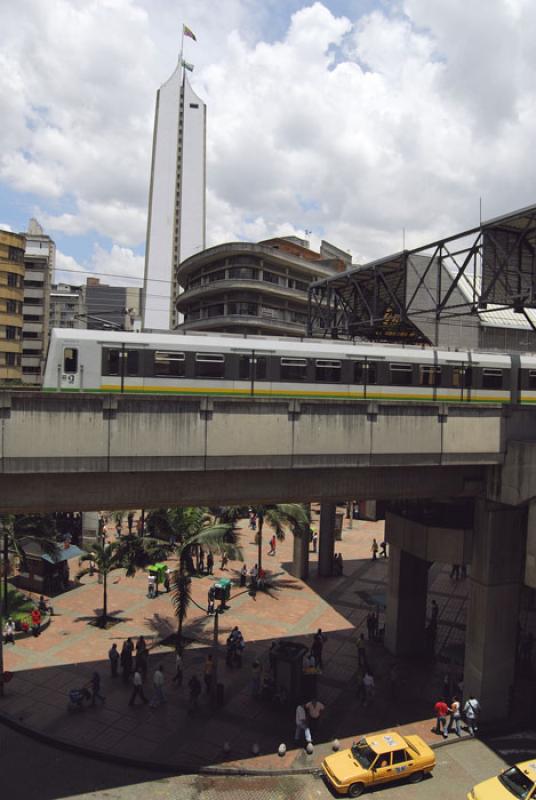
[76,535,166,627]
[0,514,58,615]
[224,503,310,572]
[147,506,241,648]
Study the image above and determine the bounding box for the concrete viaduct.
[2,390,536,722]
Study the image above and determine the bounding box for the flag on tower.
[183,24,197,41]
[182,60,194,72]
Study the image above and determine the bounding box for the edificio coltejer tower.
[143,48,206,330]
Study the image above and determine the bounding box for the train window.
[125,351,139,376]
[239,355,267,380]
[482,368,503,389]
[280,358,307,381]
[315,360,341,382]
[529,370,536,390]
[353,362,377,384]
[103,349,120,376]
[63,347,78,373]
[195,353,225,378]
[452,366,472,388]
[154,351,185,378]
[420,366,442,387]
[390,363,413,386]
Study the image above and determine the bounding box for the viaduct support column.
[318,502,336,577]
[385,544,429,656]
[464,499,526,721]
[291,530,309,580]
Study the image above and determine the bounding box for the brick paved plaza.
[0,509,474,771]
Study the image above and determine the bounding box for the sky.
[1,0,536,292]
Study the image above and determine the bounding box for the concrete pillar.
[81,511,100,548]
[291,531,309,580]
[318,502,336,577]
[385,543,429,656]
[464,499,526,721]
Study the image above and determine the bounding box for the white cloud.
[55,243,144,288]
[2,0,536,267]
[0,223,13,232]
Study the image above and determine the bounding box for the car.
[321,730,435,797]
[468,760,536,800]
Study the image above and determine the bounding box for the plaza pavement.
[0,508,474,773]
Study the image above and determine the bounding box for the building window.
[261,306,285,320]
[482,368,503,389]
[262,270,284,285]
[8,246,23,263]
[280,357,307,381]
[7,272,20,288]
[289,278,309,291]
[315,359,341,382]
[227,302,257,316]
[228,267,258,280]
[390,363,413,386]
[207,303,225,318]
[6,299,17,314]
[154,351,185,377]
[206,269,226,283]
[6,352,16,366]
[419,366,442,387]
[5,326,17,340]
[195,353,225,378]
[63,347,78,373]
[353,361,377,384]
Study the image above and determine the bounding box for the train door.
[60,346,81,390]
[452,360,472,402]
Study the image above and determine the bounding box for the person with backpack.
[464,695,481,736]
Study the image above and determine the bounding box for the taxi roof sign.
[366,732,407,753]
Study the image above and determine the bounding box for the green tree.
[147,507,241,648]
[76,535,166,627]
[226,503,309,572]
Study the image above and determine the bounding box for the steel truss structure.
[307,203,536,342]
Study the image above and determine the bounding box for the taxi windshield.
[351,741,377,769]
[498,766,534,799]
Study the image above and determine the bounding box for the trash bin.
[216,682,225,707]
[272,640,308,704]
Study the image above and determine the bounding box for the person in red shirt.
[434,699,449,738]
[31,607,41,637]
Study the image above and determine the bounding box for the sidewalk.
[0,511,474,773]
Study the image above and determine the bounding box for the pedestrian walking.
[199,548,205,575]
[220,551,228,570]
[249,563,258,590]
[450,563,460,580]
[147,573,157,598]
[380,541,388,558]
[204,654,214,693]
[366,612,374,641]
[430,599,439,627]
[188,674,202,711]
[207,551,214,575]
[129,669,148,705]
[305,698,325,738]
[464,695,481,736]
[249,513,256,531]
[312,628,326,669]
[150,664,166,707]
[448,696,462,736]
[163,569,171,593]
[207,585,216,615]
[90,671,105,705]
[4,618,15,645]
[127,512,134,534]
[268,535,276,556]
[460,564,467,579]
[311,529,318,553]
[108,643,120,677]
[434,698,449,738]
[31,607,41,636]
[295,703,312,746]
[371,538,379,560]
[356,633,367,668]
[172,650,183,686]
[240,563,247,587]
[121,638,134,684]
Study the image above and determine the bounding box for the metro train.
[42,328,536,405]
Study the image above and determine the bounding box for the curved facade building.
[175,237,348,336]
[0,230,25,382]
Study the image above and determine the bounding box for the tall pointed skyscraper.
[143,61,206,329]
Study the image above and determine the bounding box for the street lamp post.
[210,587,254,706]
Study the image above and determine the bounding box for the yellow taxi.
[468,760,536,800]
[322,731,436,797]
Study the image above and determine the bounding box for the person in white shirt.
[363,671,375,706]
[295,703,312,745]
[464,696,480,736]
[4,618,15,645]
[150,665,166,707]
[129,669,148,705]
